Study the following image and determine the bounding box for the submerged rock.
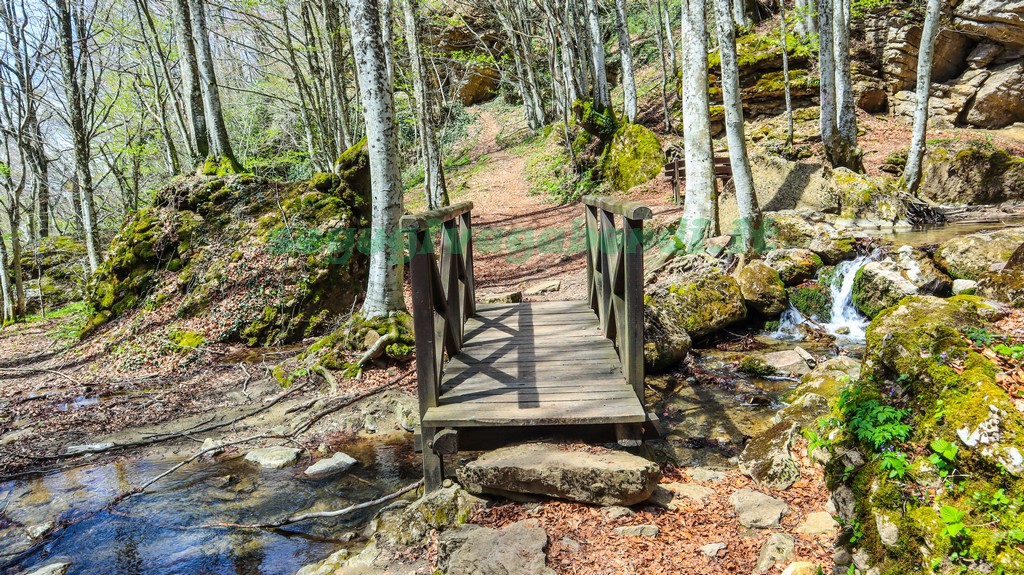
[244,446,301,469]
[735,260,788,317]
[456,443,661,506]
[22,564,71,575]
[935,227,1024,280]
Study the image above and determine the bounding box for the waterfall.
[773,252,877,343]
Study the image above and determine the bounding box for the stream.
[0,220,1014,575]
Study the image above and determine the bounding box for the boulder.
[738,421,801,490]
[891,246,954,294]
[244,446,302,469]
[788,356,860,403]
[735,261,787,316]
[763,248,823,286]
[852,259,920,318]
[645,264,746,340]
[438,520,555,575]
[765,211,857,264]
[456,443,662,506]
[774,393,830,428]
[954,0,1024,50]
[935,227,1024,279]
[977,268,1024,307]
[755,533,795,573]
[599,123,664,192]
[373,484,483,548]
[304,452,358,478]
[729,488,790,528]
[967,61,1024,128]
[919,140,1024,204]
[831,168,908,228]
[643,307,692,373]
[760,348,812,376]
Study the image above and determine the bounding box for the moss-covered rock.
[831,168,908,228]
[786,281,832,322]
[646,267,746,340]
[935,227,1024,280]
[852,260,920,319]
[738,356,777,376]
[643,305,692,373]
[735,260,787,317]
[83,146,371,345]
[785,356,860,404]
[18,235,87,311]
[765,210,857,264]
[919,140,1024,205]
[572,99,617,140]
[598,123,663,192]
[763,248,823,286]
[976,268,1024,307]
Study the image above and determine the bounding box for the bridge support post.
[421,426,445,491]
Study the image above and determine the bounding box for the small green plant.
[964,326,997,347]
[847,398,913,450]
[802,427,830,454]
[972,488,1021,521]
[940,505,968,538]
[848,518,865,544]
[929,438,958,478]
[993,342,1024,362]
[880,450,910,479]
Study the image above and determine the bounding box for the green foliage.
[880,450,910,479]
[993,342,1024,362]
[964,326,997,347]
[940,505,968,538]
[838,382,913,451]
[929,438,958,478]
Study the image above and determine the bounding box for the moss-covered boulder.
[644,305,692,373]
[83,144,371,346]
[976,268,1024,307]
[852,260,920,319]
[831,168,909,228]
[18,235,87,311]
[765,210,857,264]
[919,140,1024,205]
[784,356,860,404]
[935,227,1024,280]
[763,248,823,286]
[598,123,663,192]
[645,264,746,340]
[735,260,787,317]
[786,281,832,322]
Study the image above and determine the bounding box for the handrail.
[400,201,474,229]
[582,196,649,405]
[581,195,653,221]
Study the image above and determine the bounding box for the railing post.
[584,205,599,314]
[408,228,438,419]
[461,211,475,317]
[622,217,645,405]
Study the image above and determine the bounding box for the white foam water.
[773,252,877,344]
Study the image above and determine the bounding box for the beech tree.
[678,0,718,252]
[614,0,637,122]
[585,0,610,111]
[714,0,763,253]
[402,0,448,209]
[818,0,863,170]
[780,0,794,147]
[902,0,943,192]
[347,0,406,317]
[169,0,209,162]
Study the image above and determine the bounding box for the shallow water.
[863,217,1024,246]
[0,436,417,575]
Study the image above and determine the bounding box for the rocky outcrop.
[735,260,787,317]
[765,210,857,264]
[965,61,1024,128]
[954,0,1024,49]
[598,123,664,192]
[764,248,823,286]
[18,236,87,313]
[919,140,1024,205]
[456,443,662,506]
[935,227,1024,279]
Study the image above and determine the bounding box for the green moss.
[787,281,832,321]
[168,330,205,350]
[598,123,664,191]
[738,356,777,376]
[660,274,747,338]
[572,99,617,139]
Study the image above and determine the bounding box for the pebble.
[700,542,727,557]
[615,524,659,537]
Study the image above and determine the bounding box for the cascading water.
[773,252,878,343]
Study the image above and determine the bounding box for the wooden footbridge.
[403,196,654,490]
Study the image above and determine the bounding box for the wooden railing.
[581,196,652,404]
[402,201,475,427]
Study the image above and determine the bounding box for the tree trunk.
[170,0,209,161]
[346,0,406,317]
[6,206,24,316]
[651,0,672,130]
[0,232,13,324]
[186,0,242,172]
[818,0,837,154]
[402,0,448,209]
[902,0,942,193]
[585,0,610,110]
[793,0,816,38]
[733,0,754,28]
[379,0,394,85]
[613,0,637,122]
[679,0,718,252]
[55,0,100,272]
[714,0,763,253]
[829,0,863,171]
[780,0,794,147]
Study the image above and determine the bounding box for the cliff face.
[854,0,1024,128]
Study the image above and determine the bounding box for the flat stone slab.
[304,452,358,478]
[797,511,838,536]
[440,520,554,575]
[615,524,659,537]
[524,280,561,296]
[245,446,301,469]
[729,488,790,528]
[457,443,661,506]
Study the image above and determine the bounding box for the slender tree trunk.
[661,0,680,100]
[402,0,448,209]
[0,233,13,323]
[780,0,794,147]
[679,0,717,252]
[793,0,816,38]
[379,0,394,84]
[7,208,24,316]
[651,0,672,130]
[614,0,637,122]
[902,0,942,193]
[170,0,209,161]
[818,0,837,153]
[185,0,242,172]
[829,0,863,170]
[347,0,406,317]
[714,0,763,253]
[55,0,99,272]
[136,0,193,163]
[33,161,48,239]
[585,0,610,110]
[733,0,753,28]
